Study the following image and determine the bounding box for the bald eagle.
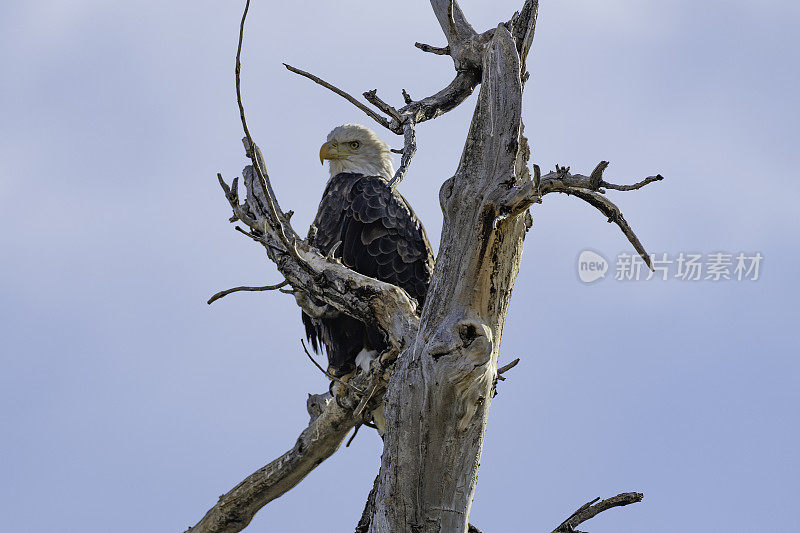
[303,124,434,381]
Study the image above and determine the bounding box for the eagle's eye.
[349,141,360,150]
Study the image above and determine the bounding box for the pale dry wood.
[368,23,532,533]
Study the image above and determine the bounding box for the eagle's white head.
[319,124,395,180]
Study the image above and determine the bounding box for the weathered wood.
[368,24,529,533]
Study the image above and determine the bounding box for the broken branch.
[551,492,644,533]
[496,357,520,381]
[602,174,664,191]
[414,42,451,55]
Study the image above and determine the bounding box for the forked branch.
[498,162,663,268]
[281,3,536,187]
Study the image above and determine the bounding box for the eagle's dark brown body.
[303,172,434,376]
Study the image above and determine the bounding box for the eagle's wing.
[303,173,434,358]
[340,175,434,306]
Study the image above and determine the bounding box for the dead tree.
[188,1,661,531]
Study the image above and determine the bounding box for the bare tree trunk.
[368,25,529,533]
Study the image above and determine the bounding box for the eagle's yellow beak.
[319,141,338,165]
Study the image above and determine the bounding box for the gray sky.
[1,1,798,531]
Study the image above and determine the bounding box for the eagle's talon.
[327,368,355,402]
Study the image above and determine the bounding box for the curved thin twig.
[555,187,654,270]
[284,63,401,134]
[602,174,664,191]
[301,339,364,394]
[207,281,289,305]
[236,1,306,270]
[235,0,254,144]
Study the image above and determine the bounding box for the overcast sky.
[1,1,798,531]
